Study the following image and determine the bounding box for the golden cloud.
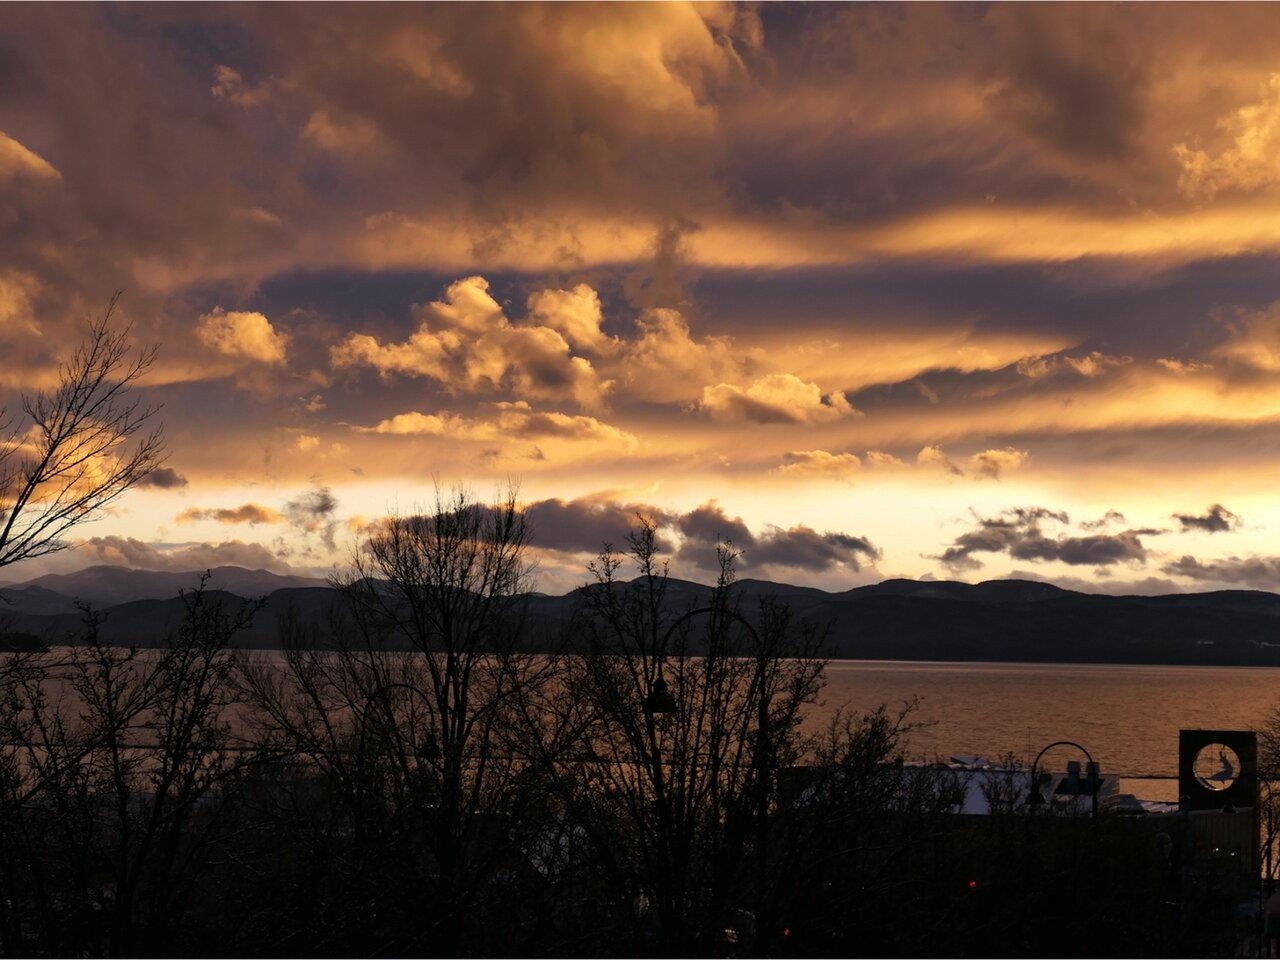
[1176,74,1280,201]
[195,308,289,365]
[362,400,638,451]
[701,373,857,425]
[776,450,862,480]
[0,130,60,182]
[332,276,611,410]
[177,503,286,525]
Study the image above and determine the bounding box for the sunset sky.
[7,2,1280,594]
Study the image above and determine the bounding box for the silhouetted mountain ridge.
[2,565,328,607]
[4,566,1280,664]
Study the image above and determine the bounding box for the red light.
[967,879,979,889]
[782,927,792,937]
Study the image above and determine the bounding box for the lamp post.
[640,605,770,943]
[1026,740,1101,818]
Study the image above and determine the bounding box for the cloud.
[364,412,457,435]
[514,494,879,580]
[0,130,60,182]
[209,65,270,108]
[302,109,386,153]
[865,450,907,469]
[673,500,879,574]
[526,283,617,355]
[983,5,1149,166]
[135,467,189,489]
[1156,358,1213,375]
[1016,351,1132,379]
[196,309,289,365]
[967,447,1030,480]
[177,504,285,525]
[361,401,638,451]
[1080,510,1127,530]
[330,325,455,381]
[676,501,756,549]
[751,526,881,573]
[1176,73,1280,201]
[773,445,1028,483]
[524,496,675,554]
[622,308,746,403]
[0,270,41,342]
[777,450,862,480]
[917,445,1029,480]
[917,445,964,476]
[283,484,339,550]
[700,374,856,424]
[1173,503,1242,534]
[1162,554,1280,590]
[332,276,610,410]
[934,507,1151,573]
[1210,301,1280,372]
[80,536,293,573]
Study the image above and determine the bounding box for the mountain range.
[3,565,1280,665]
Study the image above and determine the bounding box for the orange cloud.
[361,400,639,451]
[332,276,611,410]
[177,504,286,525]
[195,309,289,365]
[701,374,856,425]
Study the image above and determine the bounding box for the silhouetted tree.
[239,487,560,954]
[0,293,165,572]
[539,520,827,953]
[0,579,260,956]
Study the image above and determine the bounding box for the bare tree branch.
[0,293,166,571]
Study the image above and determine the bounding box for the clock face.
[1193,742,1241,792]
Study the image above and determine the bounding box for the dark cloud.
[1173,503,1242,534]
[518,496,878,578]
[284,484,339,550]
[524,497,675,554]
[1162,554,1280,590]
[934,507,1150,572]
[81,535,292,573]
[675,502,756,549]
[1080,510,1126,530]
[136,467,189,489]
[177,503,284,525]
[983,5,1151,164]
[751,526,881,573]
[673,501,879,575]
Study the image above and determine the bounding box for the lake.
[817,659,1280,801]
[12,652,1280,802]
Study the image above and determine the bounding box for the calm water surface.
[813,660,1280,799]
[16,653,1280,801]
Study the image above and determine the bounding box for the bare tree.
[0,580,261,956]
[239,486,560,953]
[0,293,165,571]
[545,520,828,953]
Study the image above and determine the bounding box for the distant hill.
[1,565,328,607]
[4,566,1280,665]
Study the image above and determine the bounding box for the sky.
[8,2,1280,594]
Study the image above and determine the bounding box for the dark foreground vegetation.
[0,492,1256,958]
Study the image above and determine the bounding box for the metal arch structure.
[648,602,774,933]
[657,604,763,651]
[1028,739,1100,817]
[354,680,441,783]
